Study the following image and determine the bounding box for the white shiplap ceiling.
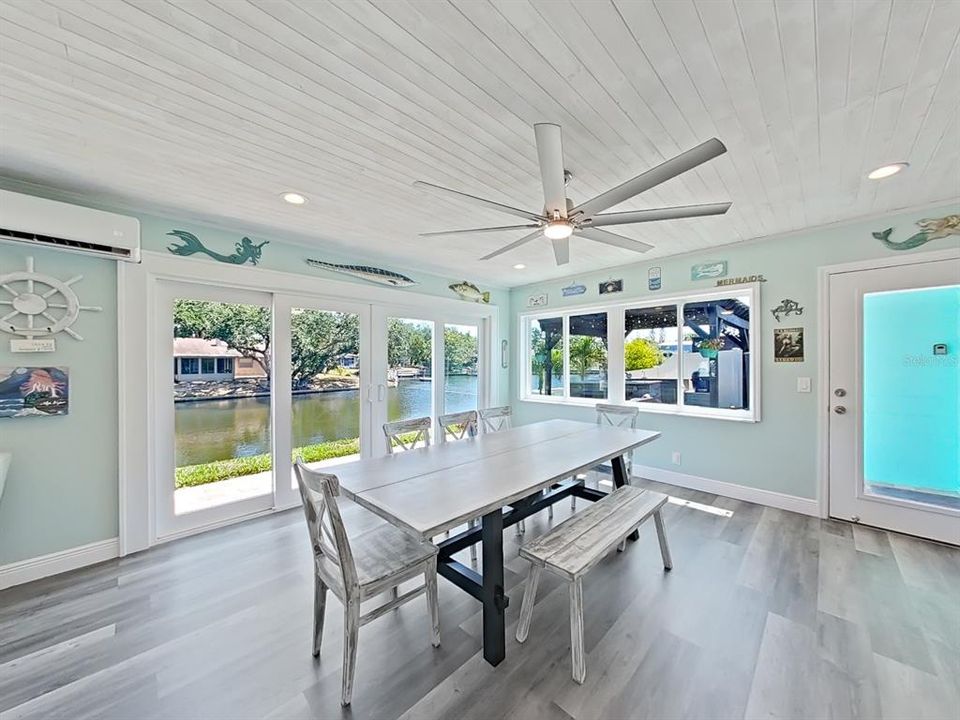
[1,0,958,285]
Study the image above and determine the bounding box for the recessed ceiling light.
[513,263,526,270]
[281,191,307,205]
[867,162,909,180]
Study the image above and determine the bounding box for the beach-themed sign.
[691,261,727,280]
[873,215,959,251]
[0,366,69,418]
[771,299,804,323]
[774,328,804,363]
[648,266,662,291]
[528,293,548,307]
[599,279,623,295]
[167,230,268,265]
[717,274,767,286]
[306,260,416,287]
[0,256,102,345]
[561,283,587,297]
[449,281,490,304]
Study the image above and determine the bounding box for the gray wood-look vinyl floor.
[2,476,958,720]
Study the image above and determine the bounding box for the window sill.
[519,395,759,423]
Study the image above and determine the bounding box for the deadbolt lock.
[834,388,846,397]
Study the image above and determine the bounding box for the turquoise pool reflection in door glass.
[863,285,960,504]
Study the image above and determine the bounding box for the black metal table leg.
[481,508,508,665]
[612,455,640,542]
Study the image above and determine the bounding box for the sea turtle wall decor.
[771,299,804,323]
[167,230,269,265]
[873,215,959,251]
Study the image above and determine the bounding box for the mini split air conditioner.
[0,189,141,262]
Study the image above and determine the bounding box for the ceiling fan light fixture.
[867,162,909,180]
[543,220,573,240]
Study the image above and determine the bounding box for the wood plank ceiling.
[1,0,957,285]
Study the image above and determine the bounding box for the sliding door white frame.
[119,251,498,554]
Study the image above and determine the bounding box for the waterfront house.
[172,338,266,382]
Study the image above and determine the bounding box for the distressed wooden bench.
[515,485,672,684]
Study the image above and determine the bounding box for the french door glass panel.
[862,285,959,508]
[290,306,363,487]
[387,317,435,423]
[444,323,479,413]
[158,282,275,539]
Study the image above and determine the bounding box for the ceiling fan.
[415,123,731,266]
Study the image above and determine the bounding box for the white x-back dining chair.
[438,410,479,443]
[294,460,441,706]
[437,410,480,563]
[383,416,432,454]
[477,406,534,532]
[571,403,642,512]
[477,405,512,434]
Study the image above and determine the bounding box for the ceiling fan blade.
[576,226,654,253]
[586,202,732,227]
[420,224,539,237]
[551,236,570,265]
[571,138,727,217]
[413,181,543,222]
[534,123,567,218]
[479,229,544,260]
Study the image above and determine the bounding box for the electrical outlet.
[672,451,681,466]
[797,377,812,393]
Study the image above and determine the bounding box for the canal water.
[174,376,478,467]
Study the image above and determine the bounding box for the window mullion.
[608,309,625,403]
[562,314,570,399]
[677,304,686,412]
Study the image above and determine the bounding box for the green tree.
[290,310,359,387]
[444,327,478,374]
[624,337,663,371]
[174,300,271,375]
[569,336,605,379]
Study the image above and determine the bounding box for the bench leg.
[425,557,441,648]
[612,456,639,542]
[569,577,586,684]
[515,563,542,643]
[654,509,673,571]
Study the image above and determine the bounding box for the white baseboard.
[633,465,821,517]
[0,538,119,590]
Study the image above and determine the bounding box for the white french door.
[272,294,371,509]
[827,255,960,545]
[370,306,488,455]
[154,279,492,540]
[156,280,276,539]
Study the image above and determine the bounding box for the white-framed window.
[201,358,215,374]
[217,357,234,374]
[520,284,761,422]
[179,357,199,375]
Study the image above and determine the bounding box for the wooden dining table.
[335,418,661,666]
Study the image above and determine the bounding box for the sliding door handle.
[378,383,386,402]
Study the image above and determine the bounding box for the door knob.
[834,406,847,415]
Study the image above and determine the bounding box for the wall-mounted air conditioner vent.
[0,189,141,262]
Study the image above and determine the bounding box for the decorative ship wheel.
[0,257,102,340]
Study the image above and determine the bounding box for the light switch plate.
[797,377,812,393]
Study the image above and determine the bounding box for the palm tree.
[569,336,605,380]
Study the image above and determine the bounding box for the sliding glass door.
[157,281,275,538]
[154,281,491,540]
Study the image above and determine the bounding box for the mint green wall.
[0,201,508,566]
[508,205,960,500]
